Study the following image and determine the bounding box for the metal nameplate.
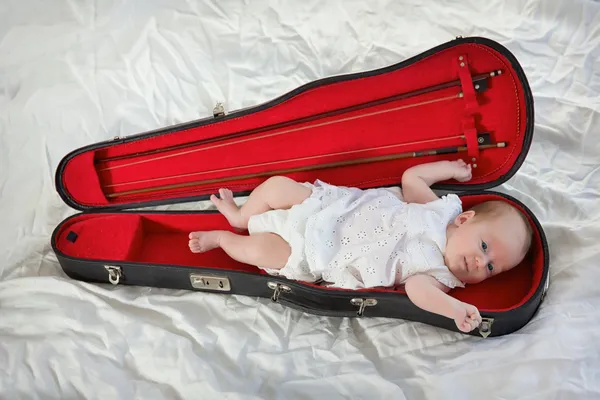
[190,274,231,292]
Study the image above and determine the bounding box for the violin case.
[51,36,549,338]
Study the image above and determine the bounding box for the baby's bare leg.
[188,230,290,269]
[210,176,311,229]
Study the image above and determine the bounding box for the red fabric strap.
[456,54,479,159]
[462,116,479,160]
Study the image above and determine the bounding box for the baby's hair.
[469,200,534,257]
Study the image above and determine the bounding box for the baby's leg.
[210,176,311,229]
[188,230,290,269]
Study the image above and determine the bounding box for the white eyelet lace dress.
[247,179,466,290]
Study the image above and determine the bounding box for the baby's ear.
[454,210,475,225]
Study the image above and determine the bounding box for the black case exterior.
[52,193,549,338]
[50,36,550,338]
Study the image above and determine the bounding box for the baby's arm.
[404,274,481,333]
[401,160,472,204]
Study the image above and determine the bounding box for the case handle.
[267,282,378,317]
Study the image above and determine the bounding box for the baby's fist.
[452,159,472,182]
[453,301,482,333]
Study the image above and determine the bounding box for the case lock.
[478,317,494,338]
[350,298,377,316]
[267,281,291,302]
[190,274,231,292]
[104,265,122,285]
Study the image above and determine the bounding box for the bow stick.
[105,138,506,199]
[97,69,502,171]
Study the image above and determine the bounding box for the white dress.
[247,179,465,290]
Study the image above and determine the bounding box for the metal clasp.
[478,317,494,338]
[267,281,291,302]
[104,265,122,285]
[213,102,225,118]
[350,298,378,316]
[542,274,550,301]
[190,274,231,292]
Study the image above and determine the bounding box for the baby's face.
[444,211,528,284]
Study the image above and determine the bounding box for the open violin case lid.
[51,36,549,338]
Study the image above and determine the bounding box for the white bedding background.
[1,1,599,399]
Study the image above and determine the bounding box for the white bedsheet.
[1,1,599,399]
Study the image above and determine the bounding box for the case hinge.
[190,274,231,292]
[350,298,378,316]
[104,265,122,285]
[478,317,494,338]
[213,102,225,118]
[267,281,292,302]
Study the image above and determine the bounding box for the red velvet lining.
[59,42,528,208]
[54,194,544,313]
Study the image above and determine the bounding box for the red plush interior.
[55,41,540,312]
[54,193,545,313]
[59,42,528,208]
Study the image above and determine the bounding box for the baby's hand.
[451,159,472,182]
[453,301,482,333]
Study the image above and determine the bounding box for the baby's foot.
[211,188,245,229]
[189,231,222,253]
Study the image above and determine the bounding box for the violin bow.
[104,133,467,189]
[105,135,506,198]
[97,69,502,171]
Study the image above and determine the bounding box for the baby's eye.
[481,241,487,251]
[487,263,494,271]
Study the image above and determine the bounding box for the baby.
[188,160,533,333]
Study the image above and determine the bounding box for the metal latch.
[190,274,231,292]
[542,274,550,301]
[213,102,225,118]
[478,317,494,338]
[350,298,378,316]
[267,281,291,302]
[104,265,122,285]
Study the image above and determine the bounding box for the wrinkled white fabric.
[249,180,464,289]
[1,0,600,399]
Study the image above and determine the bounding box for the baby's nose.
[476,254,489,269]
[475,255,486,269]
